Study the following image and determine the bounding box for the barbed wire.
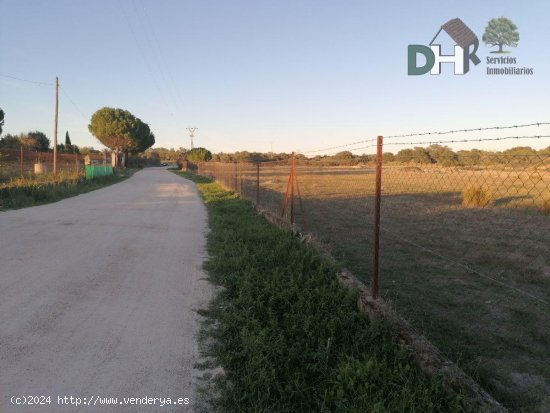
[302,137,378,155]
[0,73,52,86]
[383,134,550,148]
[305,134,550,156]
[300,121,550,156]
[384,121,550,139]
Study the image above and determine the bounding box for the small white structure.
[34,163,45,174]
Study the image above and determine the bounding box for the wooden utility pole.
[53,76,59,175]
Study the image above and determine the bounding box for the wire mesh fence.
[0,149,107,185]
[197,144,550,409]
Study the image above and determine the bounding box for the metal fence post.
[281,153,296,224]
[240,165,243,196]
[20,146,24,180]
[372,136,383,299]
[256,163,260,205]
[234,163,238,192]
[290,154,295,225]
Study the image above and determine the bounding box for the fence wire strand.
[195,139,550,408]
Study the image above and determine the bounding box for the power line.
[0,73,52,86]
[133,0,187,116]
[116,0,173,114]
[59,85,88,121]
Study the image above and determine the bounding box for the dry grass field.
[203,160,550,412]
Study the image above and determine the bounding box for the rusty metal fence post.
[290,156,295,225]
[239,164,243,196]
[20,146,24,180]
[234,163,238,192]
[371,136,383,299]
[281,153,296,225]
[256,163,260,205]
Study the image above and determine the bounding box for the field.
[201,160,550,412]
[172,170,464,412]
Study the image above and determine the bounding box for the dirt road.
[0,169,212,412]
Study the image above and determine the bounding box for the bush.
[462,184,492,207]
[186,147,212,162]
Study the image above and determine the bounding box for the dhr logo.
[408,18,481,75]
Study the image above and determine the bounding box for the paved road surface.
[0,169,213,412]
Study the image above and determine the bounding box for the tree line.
[0,107,79,154]
[3,104,549,168]
[0,106,156,167]
[138,145,550,166]
[201,145,550,166]
[0,130,79,153]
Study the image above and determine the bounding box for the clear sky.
[1,0,549,155]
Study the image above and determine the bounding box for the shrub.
[462,184,492,207]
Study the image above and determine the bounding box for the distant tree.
[426,144,458,166]
[411,147,433,164]
[186,147,212,163]
[0,108,4,136]
[79,146,101,156]
[357,154,371,164]
[18,134,39,150]
[333,151,354,160]
[501,146,537,164]
[502,146,536,156]
[0,134,20,149]
[218,152,233,163]
[65,131,72,146]
[249,152,267,162]
[233,151,252,163]
[382,152,395,163]
[88,107,154,167]
[482,17,519,53]
[24,131,50,151]
[458,149,482,166]
[149,151,161,160]
[395,148,414,163]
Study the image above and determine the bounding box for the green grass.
[0,169,133,210]
[172,170,464,413]
[196,163,550,412]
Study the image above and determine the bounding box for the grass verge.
[0,169,134,210]
[172,170,464,412]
